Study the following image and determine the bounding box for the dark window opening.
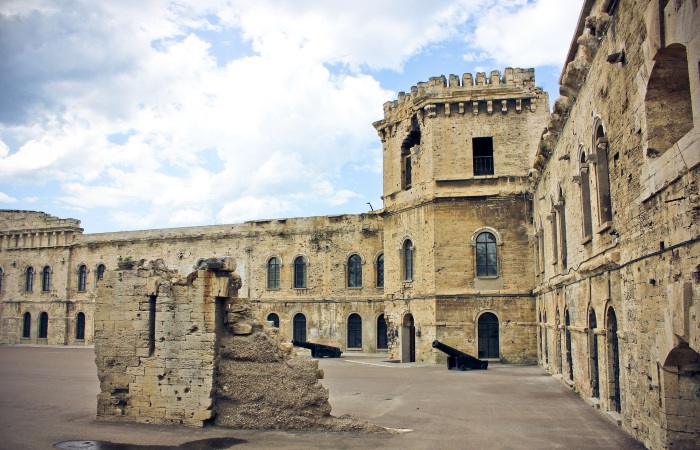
[348,313,362,348]
[607,307,621,412]
[42,266,51,292]
[96,264,106,282]
[267,257,280,289]
[78,265,87,292]
[403,240,414,281]
[22,312,31,339]
[473,137,494,175]
[401,116,420,190]
[39,312,48,339]
[478,312,499,359]
[293,313,306,342]
[377,314,388,349]
[476,232,498,277]
[376,253,384,287]
[25,267,34,292]
[0,267,3,292]
[148,295,156,356]
[266,313,280,328]
[589,308,599,398]
[347,254,362,287]
[293,256,307,288]
[76,312,85,340]
[565,309,573,381]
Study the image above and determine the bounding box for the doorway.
[401,314,415,362]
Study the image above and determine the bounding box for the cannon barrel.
[291,340,342,358]
[432,339,488,371]
[432,339,468,357]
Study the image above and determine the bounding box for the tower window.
[473,137,494,175]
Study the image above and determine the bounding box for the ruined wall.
[95,257,378,431]
[533,0,699,448]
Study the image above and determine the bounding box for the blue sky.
[0,0,581,233]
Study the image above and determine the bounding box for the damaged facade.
[0,0,698,447]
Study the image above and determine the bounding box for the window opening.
[565,309,574,381]
[473,137,494,175]
[347,313,362,348]
[593,125,613,225]
[476,232,498,277]
[377,314,388,349]
[607,307,621,412]
[267,257,280,289]
[266,313,280,328]
[96,264,106,282]
[579,152,593,239]
[25,267,34,292]
[347,254,362,288]
[78,265,87,292]
[589,308,599,398]
[22,312,31,339]
[293,256,307,289]
[76,312,85,340]
[39,312,48,339]
[148,295,156,356]
[478,312,499,359]
[42,266,51,292]
[376,253,384,287]
[403,240,414,281]
[293,313,306,342]
[400,115,420,190]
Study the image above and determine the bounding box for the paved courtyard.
[0,346,643,449]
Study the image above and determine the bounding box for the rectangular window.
[472,137,494,176]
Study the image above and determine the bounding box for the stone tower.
[373,68,550,363]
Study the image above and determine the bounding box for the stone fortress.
[0,0,698,448]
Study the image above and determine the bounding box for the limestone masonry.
[0,0,698,448]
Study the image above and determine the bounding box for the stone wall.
[532,0,699,448]
[95,257,379,430]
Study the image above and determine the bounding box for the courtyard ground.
[0,346,643,449]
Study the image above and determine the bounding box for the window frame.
[402,239,414,282]
[376,253,384,288]
[347,313,363,349]
[267,257,281,289]
[293,256,307,289]
[39,311,48,339]
[22,312,31,339]
[42,266,51,292]
[266,312,280,328]
[293,313,307,342]
[75,312,86,341]
[77,265,88,292]
[25,266,34,292]
[475,232,498,278]
[96,264,106,283]
[347,254,362,288]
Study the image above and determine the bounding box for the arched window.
[376,253,384,288]
[578,150,593,240]
[0,267,4,292]
[96,264,106,282]
[592,122,612,225]
[42,266,51,292]
[403,240,414,281]
[347,254,362,288]
[589,308,599,398]
[347,313,362,348]
[267,257,280,289]
[25,267,34,292]
[565,309,573,381]
[293,313,306,342]
[76,312,85,340]
[476,232,497,277]
[39,312,48,339]
[607,307,621,412]
[377,314,388,349]
[555,187,568,269]
[78,265,87,291]
[293,256,307,289]
[22,312,31,339]
[266,313,279,328]
[478,312,499,359]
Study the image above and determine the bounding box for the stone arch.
[591,117,612,225]
[346,312,363,349]
[606,305,621,413]
[469,226,504,246]
[476,311,500,359]
[645,43,693,156]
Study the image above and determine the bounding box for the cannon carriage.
[292,340,343,358]
[432,340,488,371]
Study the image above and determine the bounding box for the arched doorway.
[376,314,388,350]
[293,313,306,343]
[589,308,599,398]
[76,312,85,341]
[401,314,415,363]
[543,311,549,365]
[22,312,31,339]
[347,313,362,349]
[39,312,48,340]
[478,312,499,359]
[555,308,562,373]
[565,309,573,381]
[607,307,621,412]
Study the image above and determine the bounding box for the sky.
[0,0,582,234]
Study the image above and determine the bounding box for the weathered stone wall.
[533,0,699,448]
[95,257,378,430]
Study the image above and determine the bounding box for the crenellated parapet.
[373,68,545,140]
[0,209,83,250]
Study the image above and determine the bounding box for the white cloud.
[0,192,17,203]
[468,0,581,67]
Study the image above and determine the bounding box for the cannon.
[292,340,342,358]
[432,340,488,371]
